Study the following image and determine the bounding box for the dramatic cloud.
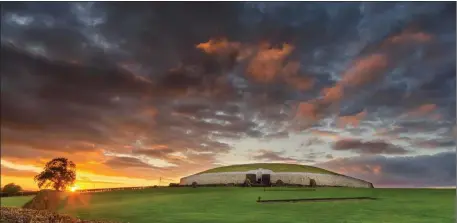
[0,165,37,178]
[0,2,455,189]
[252,149,300,163]
[333,139,410,155]
[104,157,158,169]
[318,152,456,187]
[337,110,367,128]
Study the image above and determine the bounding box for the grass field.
[0,195,34,207]
[1,187,454,223]
[198,163,339,175]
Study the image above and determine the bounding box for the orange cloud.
[319,54,388,104]
[337,110,368,128]
[295,102,322,120]
[197,39,309,90]
[321,84,344,103]
[341,54,389,87]
[282,61,314,91]
[246,43,295,83]
[281,61,300,76]
[407,104,437,116]
[387,31,433,45]
[285,76,315,91]
[371,165,382,175]
[196,38,241,54]
[295,53,388,122]
[141,107,158,117]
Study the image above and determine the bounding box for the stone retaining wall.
[180,171,373,188]
[270,173,311,185]
[180,172,247,185]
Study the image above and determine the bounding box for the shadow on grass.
[263,188,316,192]
[257,197,379,203]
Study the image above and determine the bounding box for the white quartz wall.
[304,173,372,188]
[270,173,311,185]
[180,171,373,188]
[181,172,247,185]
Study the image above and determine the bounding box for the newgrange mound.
[180,163,374,188]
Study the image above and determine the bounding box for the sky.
[1,2,456,190]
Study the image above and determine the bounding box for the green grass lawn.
[0,195,34,207]
[1,187,454,223]
[198,163,339,175]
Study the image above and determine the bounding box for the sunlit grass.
[0,196,34,207]
[2,187,454,223]
[62,187,454,223]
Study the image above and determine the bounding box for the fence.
[76,186,159,194]
[0,186,163,197]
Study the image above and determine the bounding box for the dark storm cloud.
[0,2,455,179]
[333,139,410,155]
[317,152,456,187]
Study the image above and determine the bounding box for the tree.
[34,157,76,191]
[2,183,22,195]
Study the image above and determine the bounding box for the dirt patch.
[0,207,118,223]
[257,197,378,203]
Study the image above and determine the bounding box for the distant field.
[198,163,339,175]
[1,187,454,223]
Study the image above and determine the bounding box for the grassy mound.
[198,163,339,175]
[22,189,66,211]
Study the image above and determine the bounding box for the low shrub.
[2,183,22,196]
[275,180,284,186]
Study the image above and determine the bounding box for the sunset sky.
[1,2,456,190]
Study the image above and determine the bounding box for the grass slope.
[197,163,339,175]
[1,188,454,223]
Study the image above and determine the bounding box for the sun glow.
[69,185,79,192]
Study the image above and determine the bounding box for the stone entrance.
[261,174,271,185]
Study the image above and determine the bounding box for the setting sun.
[69,185,79,192]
